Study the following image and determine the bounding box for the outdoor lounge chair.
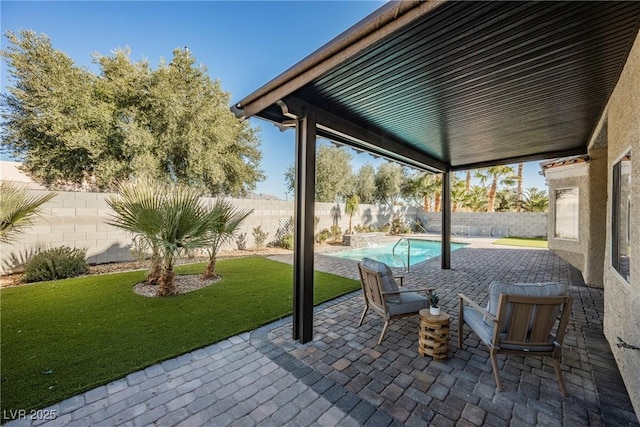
[458,282,573,396]
[357,258,434,345]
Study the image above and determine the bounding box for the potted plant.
[429,293,440,315]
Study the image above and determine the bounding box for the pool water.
[329,239,466,268]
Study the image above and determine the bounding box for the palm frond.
[205,198,253,252]
[0,182,57,244]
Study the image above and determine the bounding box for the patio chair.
[458,282,573,396]
[357,258,434,345]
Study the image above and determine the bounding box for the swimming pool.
[328,239,466,268]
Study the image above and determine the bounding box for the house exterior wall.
[544,163,590,276]
[603,32,640,417]
[543,146,608,289]
[585,147,608,288]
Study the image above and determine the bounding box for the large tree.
[1,30,264,195]
[284,143,353,202]
[352,163,376,204]
[374,162,405,206]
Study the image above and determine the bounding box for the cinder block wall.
[0,190,547,274]
[422,212,547,238]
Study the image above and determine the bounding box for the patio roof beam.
[279,96,447,173]
[450,147,588,172]
[233,1,446,120]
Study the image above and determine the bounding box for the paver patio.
[6,246,638,426]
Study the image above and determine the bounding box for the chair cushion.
[362,258,400,302]
[486,281,568,315]
[386,291,428,316]
[464,306,494,346]
[486,281,568,333]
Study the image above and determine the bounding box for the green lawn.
[0,257,359,415]
[492,237,548,248]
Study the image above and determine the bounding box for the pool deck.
[6,243,638,426]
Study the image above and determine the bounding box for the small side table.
[418,309,450,360]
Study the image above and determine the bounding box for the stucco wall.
[603,32,640,417]
[585,146,608,288]
[545,164,589,274]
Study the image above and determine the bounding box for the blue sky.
[1,1,547,199]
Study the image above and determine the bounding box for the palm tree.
[466,185,489,212]
[495,188,517,212]
[0,182,57,244]
[450,174,467,212]
[475,166,517,212]
[522,187,549,212]
[400,172,440,211]
[417,173,442,212]
[344,194,360,234]
[107,179,213,296]
[516,163,524,212]
[106,180,163,286]
[202,199,252,280]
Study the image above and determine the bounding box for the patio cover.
[232,1,640,342]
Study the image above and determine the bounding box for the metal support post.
[441,171,451,269]
[292,114,316,343]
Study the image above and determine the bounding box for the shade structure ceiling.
[233,1,640,172]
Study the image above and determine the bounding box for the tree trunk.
[146,257,162,286]
[434,192,441,212]
[516,162,524,212]
[156,267,176,296]
[202,257,219,280]
[487,179,498,212]
[466,170,471,192]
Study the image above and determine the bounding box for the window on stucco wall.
[555,188,579,240]
[612,150,631,283]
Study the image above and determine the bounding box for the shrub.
[317,228,331,244]
[236,233,247,251]
[378,223,391,233]
[389,215,410,235]
[22,246,88,283]
[330,225,343,243]
[252,226,268,249]
[354,224,374,233]
[279,233,294,250]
